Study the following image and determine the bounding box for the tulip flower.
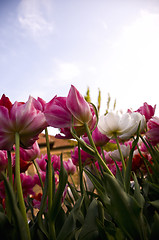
[95,150,122,176]
[98,111,146,140]
[44,85,96,136]
[13,141,40,162]
[135,102,156,122]
[12,154,32,173]
[55,127,74,139]
[0,95,48,150]
[0,151,8,173]
[146,116,159,145]
[82,126,110,147]
[71,146,100,166]
[111,144,130,161]
[20,173,36,198]
[63,159,76,175]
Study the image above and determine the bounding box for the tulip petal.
[66,85,92,123]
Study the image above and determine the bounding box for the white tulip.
[98,111,146,140]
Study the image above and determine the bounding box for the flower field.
[0,85,159,240]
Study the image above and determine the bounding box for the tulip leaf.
[57,196,84,240]
[2,173,28,240]
[70,126,96,156]
[90,102,99,131]
[51,154,68,222]
[150,212,159,240]
[149,200,159,209]
[67,181,80,201]
[78,199,100,240]
[125,133,139,192]
[39,162,49,213]
[104,173,145,240]
[0,212,13,240]
[133,173,145,208]
[84,168,110,207]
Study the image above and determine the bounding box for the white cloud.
[104,9,159,111]
[55,61,81,82]
[17,0,54,39]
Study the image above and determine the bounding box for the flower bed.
[0,86,159,240]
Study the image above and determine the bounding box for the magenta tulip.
[0,95,47,150]
[136,102,156,121]
[0,151,8,173]
[146,116,159,145]
[63,159,76,175]
[83,126,110,147]
[44,85,96,136]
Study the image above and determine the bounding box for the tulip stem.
[78,141,84,196]
[32,159,44,191]
[45,128,56,240]
[114,135,126,174]
[84,123,114,177]
[15,132,31,240]
[7,151,13,187]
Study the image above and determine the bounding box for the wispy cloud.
[55,60,81,82]
[17,0,54,40]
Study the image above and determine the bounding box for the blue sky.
[1,0,159,119]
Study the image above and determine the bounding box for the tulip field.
[0,85,159,240]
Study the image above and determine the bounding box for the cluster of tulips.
[0,85,159,240]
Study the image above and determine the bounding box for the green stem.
[45,128,56,240]
[70,174,77,189]
[114,135,126,174]
[32,159,44,191]
[84,123,114,177]
[7,151,13,187]
[15,132,31,240]
[78,141,84,195]
[45,128,52,210]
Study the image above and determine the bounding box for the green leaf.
[133,173,145,208]
[51,154,68,221]
[57,196,84,240]
[150,212,159,240]
[2,173,28,240]
[104,173,145,240]
[78,199,100,240]
[67,181,80,201]
[125,133,139,192]
[70,127,96,156]
[83,168,110,207]
[149,200,159,209]
[0,212,14,240]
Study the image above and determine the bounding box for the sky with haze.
[1,0,159,135]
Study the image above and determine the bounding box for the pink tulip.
[0,180,6,199]
[136,102,156,121]
[51,155,61,171]
[55,128,74,139]
[44,85,96,136]
[34,171,46,186]
[71,146,99,166]
[45,96,72,128]
[36,154,48,172]
[12,154,32,173]
[14,141,40,162]
[32,97,46,112]
[146,116,159,145]
[95,150,123,175]
[63,159,76,175]
[0,151,8,173]
[83,126,110,147]
[66,85,94,125]
[20,173,36,197]
[0,95,48,150]
[36,154,61,172]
